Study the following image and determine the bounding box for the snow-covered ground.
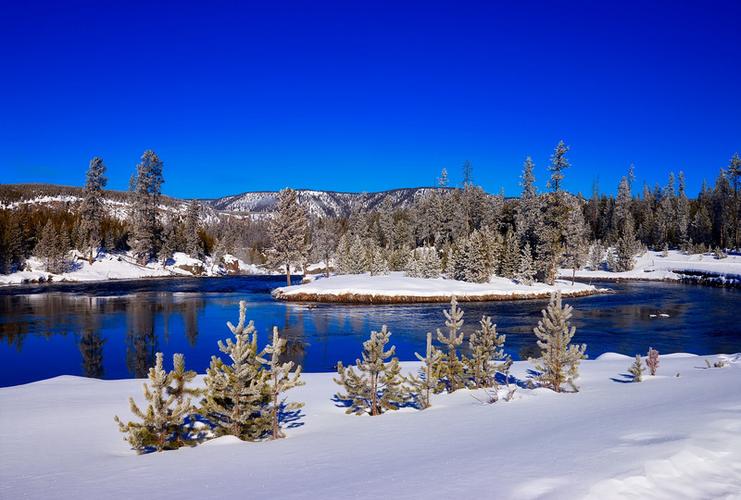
[273,272,603,303]
[560,250,741,283]
[1,354,739,499]
[0,252,280,286]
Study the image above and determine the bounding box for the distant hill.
[0,183,455,219]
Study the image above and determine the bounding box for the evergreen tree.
[200,301,269,440]
[435,297,466,392]
[346,234,369,274]
[628,354,645,382]
[463,230,489,283]
[646,347,659,376]
[499,230,520,279]
[547,140,570,193]
[726,153,740,249]
[312,220,338,277]
[334,233,351,274]
[531,292,587,392]
[36,220,68,274]
[114,352,195,453]
[420,245,443,278]
[407,332,444,409]
[369,245,389,276]
[79,156,107,263]
[184,200,203,258]
[562,201,589,284]
[269,188,309,285]
[129,150,165,264]
[515,156,542,251]
[334,325,408,416]
[263,327,304,439]
[516,242,536,285]
[465,315,511,389]
[676,172,690,244]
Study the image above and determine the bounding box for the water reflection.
[0,276,739,387]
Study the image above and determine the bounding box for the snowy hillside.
[1,354,739,499]
[206,187,455,218]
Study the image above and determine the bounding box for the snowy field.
[0,252,278,286]
[560,250,741,283]
[273,272,603,303]
[1,354,739,499]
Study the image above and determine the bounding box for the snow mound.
[595,352,633,361]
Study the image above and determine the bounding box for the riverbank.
[1,353,739,499]
[0,252,292,287]
[273,272,606,303]
[559,250,741,287]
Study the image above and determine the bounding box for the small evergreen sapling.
[407,332,444,409]
[436,297,466,392]
[334,325,408,416]
[114,352,195,453]
[531,292,587,392]
[263,326,305,439]
[465,315,511,389]
[200,301,269,440]
[629,354,645,382]
[646,347,659,376]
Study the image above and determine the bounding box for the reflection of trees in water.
[126,297,158,378]
[79,299,105,378]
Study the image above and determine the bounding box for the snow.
[273,272,603,302]
[0,252,285,286]
[1,354,739,499]
[560,250,741,282]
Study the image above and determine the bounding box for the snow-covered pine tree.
[465,315,511,389]
[515,156,542,252]
[114,352,195,453]
[516,242,535,285]
[200,301,269,440]
[168,353,201,446]
[334,325,408,416]
[263,326,304,439]
[407,331,444,409]
[79,156,107,263]
[531,292,587,392]
[547,140,570,193]
[405,249,423,278]
[347,234,369,274]
[587,240,605,270]
[36,220,68,274]
[334,233,351,275]
[269,188,309,286]
[562,200,589,284]
[312,220,338,277]
[499,230,520,279]
[463,230,489,283]
[184,199,203,258]
[628,354,645,382]
[420,245,443,278]
[646,347,659,376]
[676,171,690,245]
[129,150,165,264]
[436,297,466,392]
[369,245,389,276]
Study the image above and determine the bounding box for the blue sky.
[1,1,739,198]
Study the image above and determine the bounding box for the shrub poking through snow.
[407,331,444,409]
[200,301,270,440]
[646,347,659,376]
[114,352,196,454]
[436,297,466,392]
[335,325,408,416]
[704,358,727,369]
[530,291,587,392]
[263,326,305,439]
[465,315,511,389]
[629,354,645,382]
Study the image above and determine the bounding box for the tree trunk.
[286,263,291,286]
[572,268,576,286]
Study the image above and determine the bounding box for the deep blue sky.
[1,1,739,199]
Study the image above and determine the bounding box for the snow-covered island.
[2,353,739,499]
[273,272,605,303]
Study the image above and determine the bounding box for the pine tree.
[114,352,195,453]
[515,156,542,252]
[531,292,587,392]
[36,220,68,274]
[562,200,589,284]
[334,233,351,274]
[420,245,442,278]
[407,332,444,409]
[499,230,520,279]
[516,242,536,285]
[312,220,338,277]
[184,200,203,258]
[79,156,107,263]
[465,315,510,389]
[676,172,690,245]
[369,245,389,276]
[646,347,659,376]
[334,325,408,416]
[263,327,304,439]
[200,301,269,440]
[628,354,645,382]
[462,231,489,283]
[547,140,570,193]
[436,297,466,392]
[727,153,740,250]
[269,188,309,285]
[346,234,369,274]
[129,150,165,264]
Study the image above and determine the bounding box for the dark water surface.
[1,276,739,386]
